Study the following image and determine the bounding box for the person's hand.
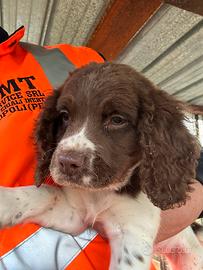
[156,179,203,243]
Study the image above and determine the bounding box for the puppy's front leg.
[0,185,61,228]
[101,192,160,270]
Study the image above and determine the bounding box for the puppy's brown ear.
[137,88,200,210]
[34,90,60,186]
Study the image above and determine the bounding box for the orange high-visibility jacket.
[0,26,156,270]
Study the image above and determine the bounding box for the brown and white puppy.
[0,62,201,270]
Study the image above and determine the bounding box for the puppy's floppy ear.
[137,88,200,210]
[34,90,60,187]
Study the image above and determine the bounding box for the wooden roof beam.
[87,0,163,61]
[186,104,203,116]
[165,0,203,16]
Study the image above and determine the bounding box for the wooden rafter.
[87,0,163,60]
[165,0,203,16]
[186,104,203,116]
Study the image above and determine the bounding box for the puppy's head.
[35,62,200,210]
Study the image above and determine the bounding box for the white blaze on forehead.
[59,125,96,152]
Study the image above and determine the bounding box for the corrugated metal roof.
[0,1,202,105]
[119,4,203,105]
[0,0,110,45]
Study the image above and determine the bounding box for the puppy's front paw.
[109,230,154,270]
[110,244,150,270]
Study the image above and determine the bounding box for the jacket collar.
[0,26,25,56]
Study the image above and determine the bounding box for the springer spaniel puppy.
[0,63,202,270]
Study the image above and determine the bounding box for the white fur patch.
[82,176,92,185]
[60,125,96,152]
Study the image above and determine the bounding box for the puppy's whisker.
[91,204,111,229]
[43,147,56,157]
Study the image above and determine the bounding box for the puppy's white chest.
[63,188,115,226]
[85,193,114,224]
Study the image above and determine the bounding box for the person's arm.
[156,179,203,243]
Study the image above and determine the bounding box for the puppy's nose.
[58,151,85,174]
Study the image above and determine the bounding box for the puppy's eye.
[59,110,69,124]
[105,114,128,130]
[110,115,126,125]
